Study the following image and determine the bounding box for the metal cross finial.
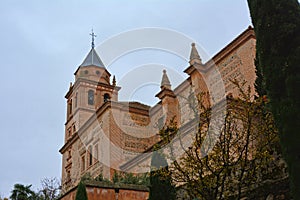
[90,29,97,48]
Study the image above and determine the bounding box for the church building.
[59,26,256,196]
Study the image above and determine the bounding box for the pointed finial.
[161,69,171,89]
[190,42,202,65]
[90,29,97,49]
[112,75,116,86]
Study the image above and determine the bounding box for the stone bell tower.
[64,31,121,142]
[61,31,121,189]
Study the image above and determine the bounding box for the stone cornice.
[59,132,79,154]
[65,77,121,99]
[155,88,176,99]
[208,26,255,67]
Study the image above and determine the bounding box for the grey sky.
[0,0,252,197]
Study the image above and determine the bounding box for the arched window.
[104,93,110,103]
[88,90,94,105]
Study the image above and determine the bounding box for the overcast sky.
[0,0,252,197]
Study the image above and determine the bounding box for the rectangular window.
[68,128,72,138]
[75,92,78,107]
[81,155,85,172]
[88,146,93,166]
[69,99,72,114]
[88,90,94,105]
[94,144,99,163]
[67,99,72,117]
[66,169,71,184]
[68,150,71,159]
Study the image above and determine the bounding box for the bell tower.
[64,31,121,142]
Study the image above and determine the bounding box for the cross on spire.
[90,29,97,48]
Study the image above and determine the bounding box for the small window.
[96,70,100,75]
[75,93,78,107]
[84,70,88,74]
[68,150,72,159]
[81,155,85,172]
[68,99,72,115]
[94,144,99,162]
[88,90,94,105]
[66,169,71,183]
[68,128,72,138]
[88,146,93,166]
[104,93,110,103]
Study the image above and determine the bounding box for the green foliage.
[254,57,266,96]
[9,178,61,200]
[247,0,300,198]
[94,173,111,184]
[119,172,146,185]
[94,171,150,186]
[112,171,120,184]
[160,90,286,199]
[149,151,176,200]
[75,182,88,200]
[81,173,93,182]
[10,184,36,200]
[94,173,104,182]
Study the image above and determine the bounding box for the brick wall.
[59,181,149,200]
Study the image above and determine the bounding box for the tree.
[75,182,88,200]
[161,92,286,199]
[119,172,149,185]
[0,194,9,200]
[36,178,60,200]
[9,178,61,200]
[95,171,149,186]
[148,151,176,200]
[112,171,120,184]
[247,0,300,198]
[10,184,36,200]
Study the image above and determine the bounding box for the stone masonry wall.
[59,183,149,200]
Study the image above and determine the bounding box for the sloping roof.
[80,48,105,68]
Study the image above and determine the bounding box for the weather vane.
[90,28,97,48]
